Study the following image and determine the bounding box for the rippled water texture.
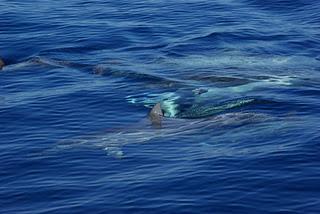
[1,0,320,213]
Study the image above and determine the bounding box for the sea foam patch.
[126,92,181,117]
[163,54,318,71]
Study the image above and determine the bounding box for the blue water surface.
[1,0,320,213]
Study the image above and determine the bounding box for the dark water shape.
[1,0,320,213]
[176,98,256,118]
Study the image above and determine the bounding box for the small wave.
[1,56,92,72]
[93,64,183,88]
[184,74,252,87]
[2,56,184,90]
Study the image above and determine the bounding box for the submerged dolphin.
[174,98,255,119]
[54,101,269,158]
[126,74,295,117]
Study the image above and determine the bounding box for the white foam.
[126,92,180,117]
[261,75,294,86]
[164,54,317,70]
[161,99,180,117]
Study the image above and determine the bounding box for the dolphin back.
[176,98,255,119]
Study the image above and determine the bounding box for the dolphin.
[126,74,295,117]
[174,98,255,119]
[52,101,269,158]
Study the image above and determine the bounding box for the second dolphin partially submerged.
[126,74,295,117]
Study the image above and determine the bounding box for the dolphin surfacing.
[148,103,164,127]
[50,102,269,158]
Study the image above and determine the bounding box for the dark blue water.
[1,0,320,213]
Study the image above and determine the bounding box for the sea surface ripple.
[1,0,320,213]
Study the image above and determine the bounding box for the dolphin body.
[148,101,265,127]
[126,74,294,118]
[174,98,255,119]
[55,102,268,158]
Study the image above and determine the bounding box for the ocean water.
[1,0,320,213]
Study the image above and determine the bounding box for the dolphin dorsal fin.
[150,103,163,117]
[149,103,163,127]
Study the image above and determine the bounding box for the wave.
[92,64,183,88]
[161,53,319,71]
[2,56,185,89]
